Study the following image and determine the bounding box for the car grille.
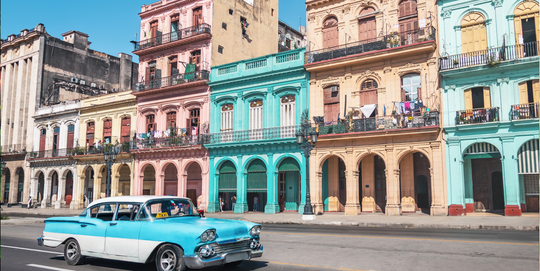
[210,240,250,255]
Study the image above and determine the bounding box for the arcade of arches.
[311,143,446,216]
[75,162,132,209]
[28,167,76,208]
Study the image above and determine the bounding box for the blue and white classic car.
[38,196,263,271]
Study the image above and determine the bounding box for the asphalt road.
[1,223,538,271]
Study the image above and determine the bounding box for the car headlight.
[200,229,216,243]
[250,225,262,237]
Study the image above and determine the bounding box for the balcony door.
[398,0,418,45]
[146,115,155,134]
[67,125,75,149]
[171,14,180,41]
[103,119,112,144]
[461,12,487,54]
[464,87,491,110]
[358,7,376,42]
[187,108,200,136]
[324,85,340,123]
[280,95,296,137]
[249,100,263,140]
[39,129,46,157]
[86,122,95,147]
[121,117,130,143]
[150,21,158,39]
[221,104,233,143]
[323,16,339,48]
[360,79,378,118]
[193,7,203,26]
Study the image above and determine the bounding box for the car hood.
[152,217,258,241]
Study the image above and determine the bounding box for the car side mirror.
[198,209,205,217]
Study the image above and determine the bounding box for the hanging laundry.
[192,126,198,136]
[400,102,406,114]
[404,102,411,113]
[410,101,415,110]
[360,104,377,118]
[163,130,170,138]
[383,104,386,116]
[417,99,423,108]
[394,102,401,114]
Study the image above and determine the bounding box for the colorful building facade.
[305,0,447,216]
[130,0,279,209]
[206,48,309,214]
[439,0,539,215]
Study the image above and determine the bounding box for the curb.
[1,219,45,226]
[227,219,540,231]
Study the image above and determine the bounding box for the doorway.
[375,156,386,212]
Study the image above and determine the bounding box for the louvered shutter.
[464,89,473,110]
[533,80,539,103]
[483,87,491,108]
[519,81,529,104]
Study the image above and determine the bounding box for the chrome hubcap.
[160,249,177,271]
[66,242,78,260]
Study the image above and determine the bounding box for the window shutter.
[145,67,150,81]
[401,88,406,102]
[514,16,523,46]
[483,87,491,108]
[464,89,473,110]
[476,24,487,51]
[519,81,529,104]
[417,86,422,100]
[533,80,540,103]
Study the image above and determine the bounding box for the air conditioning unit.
[71,78,79,83]
[80,80,86,85]
[91,83,97,88]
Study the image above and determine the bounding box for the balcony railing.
[133,70,209,92]
[134,135,204,149]
[28,144,133,159]
[306,27,436,64]
[204,126,300,145]
[511,102,539,120]
[133,23,211,51]
[1,144,27,154]
[440,41,539,71]
[455,107,500,125]
[316,112,440,136]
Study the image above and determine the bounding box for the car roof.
[87,196,190,208]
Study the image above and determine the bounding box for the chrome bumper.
[183,249,263,269]
[37,236,44,246]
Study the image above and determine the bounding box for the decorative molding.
[444,84,456,92]
[376,87,386,94]
[491,0,503,8]
[356,69,382,84]
[442,9,452,19]
[383,67,392,74]
[497,77,510,84]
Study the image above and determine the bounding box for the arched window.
[166,112,176,130]
[324,85,340,122]
[360,79,378,117]
[67,125,75,148]
[187,108,200,136]
[103,119,112,144]
[461,12,487,53]
[249,100,263,130]
[323,16,339,48]
[281,95,296,127]
[221,104,233,132]
[120,117,131,143]
[146,115,155,133]
[39,128,46,152]
[399,0,418,45]
[514,0,539,56]
[358,7,376,41]
[401,74,421,102]
[86,122,95,147]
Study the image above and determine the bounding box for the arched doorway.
[186,162,202,208]
[38,172,45,205]
[51,171,59,203]
[358,154,386,213]
[83,167,94,205]
[118,165,131,196]
[247,159,267,212]
[16,168,24,203]
[218,161,236,211]
[399,152,431,214]
[2,168,10,204]
[518,139,539,212]
[322,156,347,212]
[277,158,301,212]
[143,164,156,195]
[164,164,178,196]
[65,170,73,206]
[464,143,504,212]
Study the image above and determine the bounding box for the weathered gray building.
[0,24,138,206]
[278,21,306,52]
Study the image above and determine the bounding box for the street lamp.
[296,110,318,220]
[103,146,118,198]
[1,158,6,170]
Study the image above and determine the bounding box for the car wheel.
[155,244,186,271]
[224,260,244,268]
[64,239,84,265]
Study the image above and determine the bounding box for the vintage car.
[38,196,263,271]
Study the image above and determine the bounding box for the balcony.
[132,23,211,55]
[1,144,27,155]
[440,41,539,71]
[316,112,440,137]
[28,144,132,160]
[305,27,436,66]
[455,107,500,126]
[133,69,209,95]
[511,103,539,120]
[204,126,300,145]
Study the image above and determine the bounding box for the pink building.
[131,0,279,210]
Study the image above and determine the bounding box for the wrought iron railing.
[306,27,436,64]
[440,41,539,70]
[316,112,440,135]
[1,144,27,154]
[511,102,539,120]
[204,126,300,145]
[455,107,500,125]
[133,23,211,51]
[133,70,209,92]
[134,135,204,149]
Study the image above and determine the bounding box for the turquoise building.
[205,48,309,214]
[439,0,539,215]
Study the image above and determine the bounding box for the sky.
[1,0,306,63]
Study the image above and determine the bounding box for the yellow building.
[74,91,137,208]
[305,0,446,216]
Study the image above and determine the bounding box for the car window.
[115,203,141,221]
[138,198,197,221]
[79,209,88,217]
[89,204,117,221]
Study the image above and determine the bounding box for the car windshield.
[140,198,198,220]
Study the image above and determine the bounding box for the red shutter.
[39,131,46,152]
[359,17,376,41]
[86,123,95,146]
[67,131,74,149]
[193,7,202,26]
[103,119,112,138]
[150,21,158,38]
[121,117,130,143]
[323,17,339,48]
[186,119,191,136]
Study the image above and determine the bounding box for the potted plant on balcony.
[453,59,459,65]
[487,54,501,67]
[71,147,85,156]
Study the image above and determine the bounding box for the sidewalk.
[2,207,538,231]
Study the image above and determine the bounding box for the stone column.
[313,172,324,215]
[93,167,101,201]
[76,174,86,209]
[30,177,38,206]
[180,173,188,197]
[156,173,165,196]
[385,147,401,215]
[42,176,52,208]
[207,157,218,213]
[200,161,209,212]
[265,154,279,214]
[501,138,521,216]
[344,170,361,215]
[111,164,119,197]
[447,140,466,215]
[235,155,247,213]
[57,176,66,208]
[430,143,446,216]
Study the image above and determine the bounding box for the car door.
[104,203,142,260]
[77,203,116,257]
